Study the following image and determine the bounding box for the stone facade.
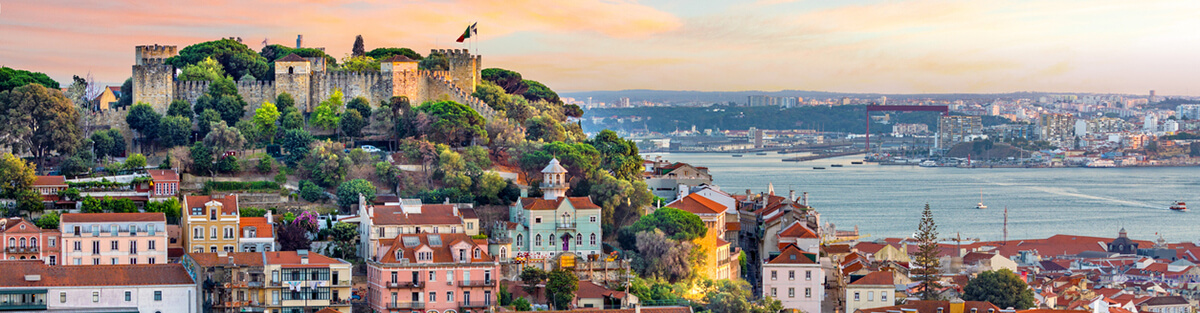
[131,45,495,119]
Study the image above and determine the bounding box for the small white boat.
[975,188,987,209]
[919,160,937,167]
[1170,201,1187,212]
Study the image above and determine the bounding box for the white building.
[762,244,823,313]
[846,271,895,313]
[0,260,198,312]
[1144,114,1159,132]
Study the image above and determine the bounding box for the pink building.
[367,233,499,313]
[762,244,824,313]
[1,217,61,264]
[60,213,168,266]
[146,169,180,201]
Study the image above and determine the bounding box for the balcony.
[387,281,423,289]
[459,279,495,287]
[387,302,425,309]
[459,301,491,308]
[556,222,576,229]
[334,280,351,286]
[330,298,352,305]
[248,281,264,288]
[5,246,39,253]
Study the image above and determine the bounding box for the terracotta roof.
[147,169,179,181]
[0,217,46,233]
[239,217,274,238]
[826,244,853,254]
[0,261,194,287]
[184,194,239,215]
[61,212,165,223]
[276,53,307,62]
[315,309,341,313]
[377,232,493,264]
[264,251,346,267]
[32,175,66,186]
[725,222,741,231]
[779,221,818,239]
[1142,296,1188,306]
[576,280,626,299]
[666,193,724,215]
[108,86,121,93]
[381,55,417,63]
[511,307,692,313]
[459,208,478,219]
[963,251,997,264]
[768,244,818,264]
[849,271,893,286]
[856,300,1001,313]
[371,204,464,225]
[519,197,600,211]
[188,252,266,267]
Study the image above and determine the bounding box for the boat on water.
[1171,201,1187,212]
[813,167,826,170]
[851,161,864,165]
[919,160,937,167]
[756,152,768,156]
[831,164,844,167]
[732,154,744,157]
[777,151,789,154]
[975,188,987,209]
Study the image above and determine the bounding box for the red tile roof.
[277,53,307,62]
[377,232,492,264]
[849,271,894,286]
[32,175,66,186]
[576,280,627,299]
[188,252,267,267]
[0,261,194,287]
[239,217,274,238]
[856,300,1000,313]
[963,251,998,264]
[725,222,741,231]
[825,244,853,254]
[263,251,346,267]
[147,169,179,181]
[185,194,239,215]
[779,221,818,239]
[61,212,166,223]
[1,217,46,233]
[665,193,724,215]
[371,204,464,225]
[769,244,818,264]
[512,307,691,313]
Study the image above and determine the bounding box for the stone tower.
[435,49,481,92]
[273,54,313,112]
[132,45,179,112]
[541,158,569,200]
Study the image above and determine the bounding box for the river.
[641,152,1200,242]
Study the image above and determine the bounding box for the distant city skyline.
[3,0,1200,95]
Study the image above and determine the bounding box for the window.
[771,288,777,297]
[868,291,874,301]
[534,217,542,224]
[590,233,596,246]
[446,270,454,282]
[590,215,597,223]
[154,291,162,301]
[473,249,481,259]
[535,234,542,246]
[93,258,100,265]
[74,226,81,236]
[74,241,81,251]
[500,247,507,259]
[418,252,432,261]
[129,224,137,235]
[516,234,523,247]
[446,291,454,302]
[131,241,138,254]
[549,234,555,246]
[224,227,234,239]
[576,233,582,245]
[149,240,156,250]
[92,241,99,254]
[73,258,81,265]
[111,240,118,250]
[130,258,137,264]
[806,270,812,281]
[125,291,132,301]
[149,257,156,264]
[806,288,812,298]
[771,270,777,280]
[433,226,439,233]
[429,292,436,302]
[210,246,217,253]
[210,227,217,239]
[854,292,860,301]
[93,291,99,302]
[60,292,66,303]
[193,227,202,239]
[788,288,795,298]
[19,238,25,247]
[48,237,54,247]
[429,271,436,282]
[789,270,795,280]
[49,256,56,265]
[467,222,474,229]
[882,292,887,302]
[111,258,118,265]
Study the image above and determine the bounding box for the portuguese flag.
[456,22,477,43]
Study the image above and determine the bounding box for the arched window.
[20,238,26,247]
[590,233,596,246]
[473,249,481,259]
[549,234,555,246]
[288,67,294,74]
[516,234,523,247]
[6,238,12,247]
[535,234,542,246]
[576,233,582,245]
[500,247,507,259]
[30,237,36,248]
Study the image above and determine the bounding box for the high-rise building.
[937,116,982,150]
[748,95,775,107]
[1150,90,1157,103]
[1177,104,1200,120]
[1038,113,1075,148]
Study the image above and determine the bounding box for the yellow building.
[666,193,738,280]
[183,194,241,253]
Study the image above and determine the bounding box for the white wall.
[48,285,197,313]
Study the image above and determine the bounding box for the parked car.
[359,145,382,153]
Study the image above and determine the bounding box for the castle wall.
[312,71,391,110]
[433,49,481,92]
[135,45,177,66]
[90,107,135,149]
[132,61,175,113]
[173,80,210,105]
[236,80,276,118]
[420,74,497,119]
[275,61,312,112]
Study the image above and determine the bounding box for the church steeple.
[541,158,569,200]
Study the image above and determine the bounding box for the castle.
[130,44,497,120]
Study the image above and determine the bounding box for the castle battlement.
[235,80,274,88]
[135,45,178,66]
[135,59,172,67]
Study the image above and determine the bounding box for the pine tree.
[914,203,942,300]
[352,35,365,57]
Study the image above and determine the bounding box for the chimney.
[635,304,641,313]
[520,186,529,198]
[24,275,40,282]
[298,249,309,264]
[453,206,459,217]
[444,197,450,205]
[677,184,689,199]
[745,189,751,196]
[789,190,796,202]
[802,192,809,207]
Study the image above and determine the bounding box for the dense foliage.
[0,67,59,93]
[335,179,376,209]
[416,100,487,147]
[0,84,82,162]
[167,39,270,80]
[963,269,1036,309]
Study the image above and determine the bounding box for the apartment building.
[366,233,499,313]
[762,244,823,313]
[1,217,60,263]
[351,197,480,262]
[60,212,168,265]
[183,250,351,313]
[0,260,198,312]
[183,194,241,253]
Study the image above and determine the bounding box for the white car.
[360,145,382,153]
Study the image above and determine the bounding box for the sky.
[2,0,1200,95]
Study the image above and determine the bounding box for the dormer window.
[395,250,403,260]
[473,249,481,259]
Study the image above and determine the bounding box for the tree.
[126,102,161,144]
[197,109,222,139]
[340,55,379,73]
[167,99,193,117]
[347,96,371,120]
[216,155,240,174]
[545,268,578,310]
[275,93,296,112]
[204,121,246,153]
[365,48,423,61]
[235,120,260,148]
[124,153,147,170]
[0,84,82,162]
[277,222,313,251]
[963,269,1036,309]
[35,210,59,229]
[522,79,559,103]
[300,141,351,188]
[618,207,705,250]
[329,222,359,260]
[190,142,213,175]
[512,297,532,311]
[525,115,567,143]
[416,100,487,147]
[631,229,699,283]
[311,90,343,131]
[166,39,270,80]
[519,267,547,298]
[280,129,314,165]
[336,179,376,209]
[340,109,366,138]
[914,203,942,300]
[281,108,305,131]
[212,93,246,126]
[157,115,193,147]
[481,68,528,95]
[80,196,103,213]
[118,78,133,107]
[590,129,643,181]
[0,153,36,199]
[91,129,123,160]
[59,156,92,178]
[0,67,59,93]
[473,81,513,112]
[299,180,327,202]
[240,207,267,217]
[257,155,274,173]
[254,101,281,144]
[419,51,449,71]
[352,35,366,57]
[178,56,226,81]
